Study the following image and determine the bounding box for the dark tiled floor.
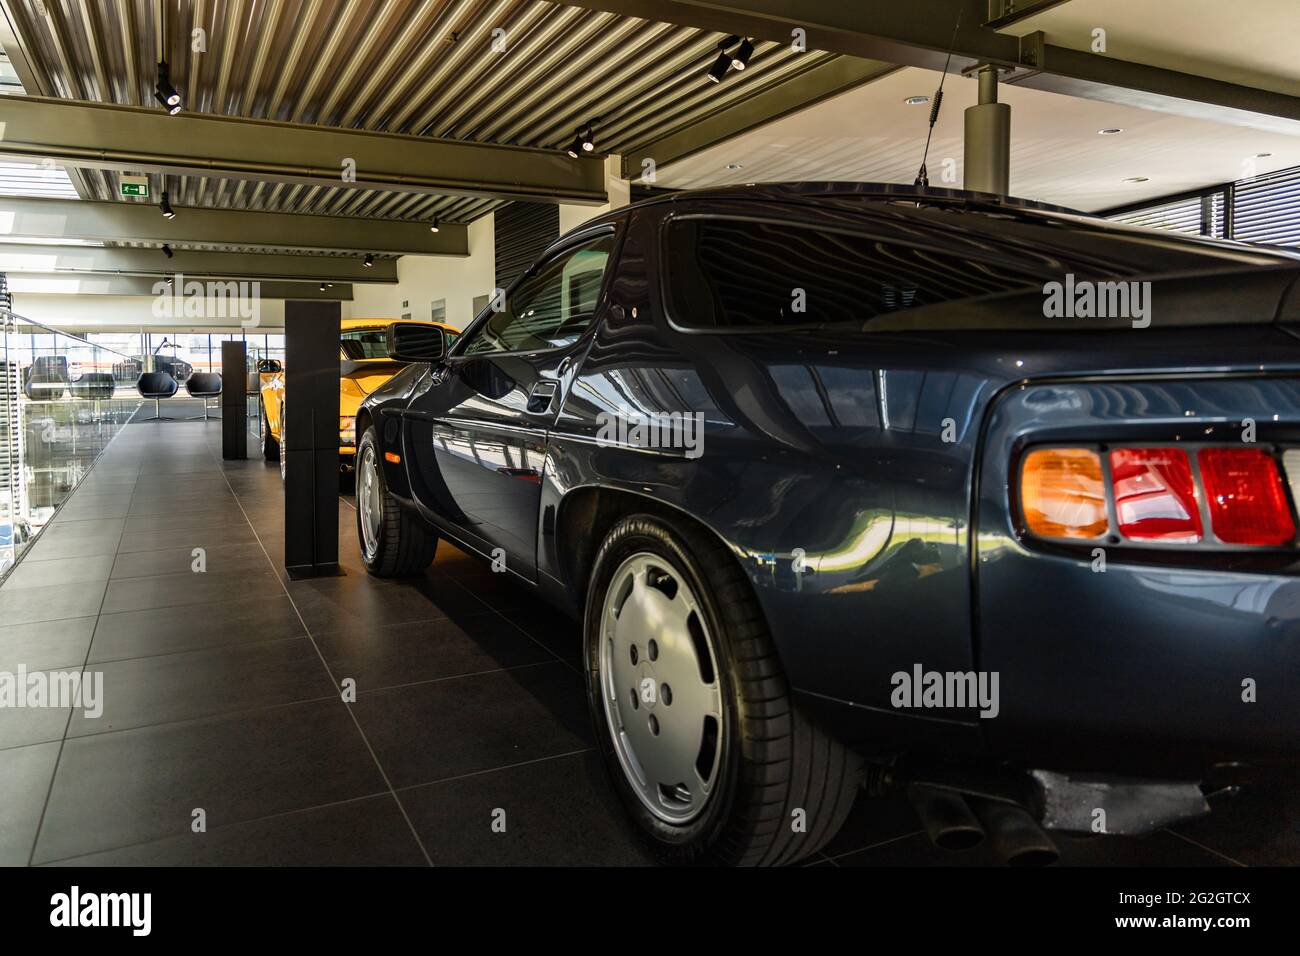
[0,420,1293,867]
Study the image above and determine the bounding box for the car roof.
[568,180,1300,268]
[341,317,461,332]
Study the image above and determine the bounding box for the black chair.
[23,355,71,401]
[71,372,116,400]
[185,371,222,420]
[135,370,178,421]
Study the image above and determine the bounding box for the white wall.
[559,155,631,235]
[350,213,496,331]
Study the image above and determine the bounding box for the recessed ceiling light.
[1123,176,1149,183]
[1098,127,1124,135]
[726,163,743,170]
[904,95,930,106]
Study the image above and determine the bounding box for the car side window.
[460,234,615,356]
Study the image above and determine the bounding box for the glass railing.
[0,309,140,578]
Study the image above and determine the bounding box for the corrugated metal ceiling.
[1,0,841,225]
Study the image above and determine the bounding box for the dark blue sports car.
[354,183,1300,865]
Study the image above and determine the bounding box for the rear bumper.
[978,552,1300,775]
[976,374,1300,776]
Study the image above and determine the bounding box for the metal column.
[964,65,1011,196]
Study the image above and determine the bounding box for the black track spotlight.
[731,37,754,71]
[155,62,182,114]
[565,137,582,159]
[159,191,176,219]
[161,244,173,259]
[579,124,595,153]
[319,282,327,291]
[429,218,440,233]
[706,50,730,83]
[363,253,374,268]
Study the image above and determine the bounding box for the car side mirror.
[386,324,446,363]
[257,359,282,373]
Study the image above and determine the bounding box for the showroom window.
[461,234,615,355]
[663,217,1052,329]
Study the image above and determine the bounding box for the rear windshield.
[340,326,457,359]
[662,212,1291,330]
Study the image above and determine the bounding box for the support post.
[964,65,1011,195]
[220,340,246,460]
[284,301,340,578]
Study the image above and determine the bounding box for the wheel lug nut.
[648,639,658,661]
[648,714,660,736]
[661,684,672,705]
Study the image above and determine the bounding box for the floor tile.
[42,794,426,866]
[1171,773,1300,866]
[117,523,258,553]
[401,750,651,866]
[313,613,554,691]
[0,618,97,672]
[89,594,305,662]
[100,566,282,614]
[33,697,387,863]
[351,662,592,789]
[70,638,336,736]
[39,517,125,541]
[1,554,116,591]
[0,700,73,750]
[0,742,61,865]
[0,581,107,626]
[109,542,269,579]
[123,510,246,534]
[17,534,121,561]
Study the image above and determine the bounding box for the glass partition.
[0,308,139,578]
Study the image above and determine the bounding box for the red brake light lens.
[1198,448,1296,546]
[1109,448,1202,542]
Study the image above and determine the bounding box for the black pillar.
[220,340,246,460]
[284,301,340,577]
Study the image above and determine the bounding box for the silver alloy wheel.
[359,443,382,561]
[278,407,286,482]
[599,551,724,825]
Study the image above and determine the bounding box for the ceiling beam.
[0,95,609,205]
[6,273,354,300]
[622,57,898,177]
[0,5,93,200]
[559,0,1300,135]
[0,243,398,282]
[983,0,1073,32]
[0,196,468,256]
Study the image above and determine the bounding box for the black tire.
[583,512,863,866]
[260,402,279,461]
[355,426,437,577]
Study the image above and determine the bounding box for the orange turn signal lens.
[384,451,401,464]
[1020,447,1109,540]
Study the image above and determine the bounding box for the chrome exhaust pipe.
[972,798,1059,867]
[908,784,984,851]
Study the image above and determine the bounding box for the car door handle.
[526,380,558,414]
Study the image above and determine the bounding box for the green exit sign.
[119,176,150,198]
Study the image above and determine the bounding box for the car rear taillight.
[1109,448,1202,543]
[1018,444,1298,550]
[1020,448,1109,540]
[1198,448,1296,546]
